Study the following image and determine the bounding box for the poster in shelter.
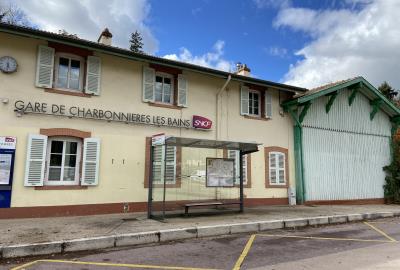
[206,158,234,187]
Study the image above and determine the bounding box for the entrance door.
[302,127,390,201]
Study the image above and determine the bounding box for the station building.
[0,23,398,218]
[0,24,307,218]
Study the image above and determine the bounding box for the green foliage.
[384,138,400,203]
[378,81,398,101]
[129,31,144,53]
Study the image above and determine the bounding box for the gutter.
[216,75,232,140]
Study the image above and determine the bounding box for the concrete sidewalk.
[1,204,400,258]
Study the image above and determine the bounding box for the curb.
[1,210,399,259]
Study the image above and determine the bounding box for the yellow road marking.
[10,260,39,270]
[11,259,221,270]
[257,233,394,243]
[232,234,256,270]
[364,221,398,242]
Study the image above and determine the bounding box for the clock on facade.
[0,56,18,73]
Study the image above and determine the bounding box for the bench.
[184,201,240,215]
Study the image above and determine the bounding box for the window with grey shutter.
[81,138,100,186]
[177,74,188,107]
[265,91,272,118]
[228,150,247,185]
[85,56,101,95]
[24,134,48,186]
[143,67,155,102]
[240,86,249,115]
[152,145,176,184]
[35,45,55,88]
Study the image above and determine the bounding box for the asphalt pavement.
[4,217,400,270]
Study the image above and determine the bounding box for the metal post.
[162,144,167,220]
[147,145,154,219]
[239,150,244,213]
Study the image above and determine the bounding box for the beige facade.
[0,30,297,215]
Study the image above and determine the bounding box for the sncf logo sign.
[192,115,212,129]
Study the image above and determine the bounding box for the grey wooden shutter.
[177,74,188,107]
[24,134,47,186]
[240,86,249,115]
[278,153,285,184]
[165,146,176,183]
[35,45,55,88]
[228,150,247,185]
[265,91,272,118]
[143,67,155,102]
[85,56,101,95]
[82,138,100,186]
[228,150,239,184]
[152,145,163,182]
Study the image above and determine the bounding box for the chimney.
[235,62,251,77]
[98,28,113,46]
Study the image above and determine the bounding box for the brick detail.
[264,146,289,188]
[40,128,91,139]
[44,88,92,98]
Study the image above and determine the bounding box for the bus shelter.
[147,135,260,219]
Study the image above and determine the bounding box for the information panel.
[206,158,234,187]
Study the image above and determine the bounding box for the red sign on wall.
[192,115,212,129]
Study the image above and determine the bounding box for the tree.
[0,3,29,26]
[378,81,398,101]
[129,31,144,53]
[384,137,400,203]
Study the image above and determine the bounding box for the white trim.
[54,53,84,92]
[269,151,286,185]
[248,89,261,117]
[154,72,174,105]
[44,137,82,186]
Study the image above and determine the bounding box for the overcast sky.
[3,0,400,90]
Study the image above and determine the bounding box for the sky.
[2,0,400,90]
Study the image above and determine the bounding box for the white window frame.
[154,72,174,105]
[248,89,261,117]
[44,136,82,186]
[228,150,247,185]
[269,151,286,185]
[54,53,85,92]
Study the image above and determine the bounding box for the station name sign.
[14,100,212,130]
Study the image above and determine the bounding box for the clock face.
[0,56,18,73]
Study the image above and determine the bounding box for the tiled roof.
[294,77,361,98]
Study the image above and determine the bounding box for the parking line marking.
[257,233,393,243]
[11,259,221,270]
[232,234,256,270]
[364,221,398,242]
[10,260,40,270]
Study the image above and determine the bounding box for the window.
[55,54,84,91]
[240,86,272,118]
[152,145,177,184]
[142,67,188,107]
[45,137,82,185]
[227,150,248,185]
[248,90,260,116]
[269,152,286,185]
[155,73,173,104]
[35,45,101,96]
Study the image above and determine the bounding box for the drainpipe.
[216,75,232,140]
